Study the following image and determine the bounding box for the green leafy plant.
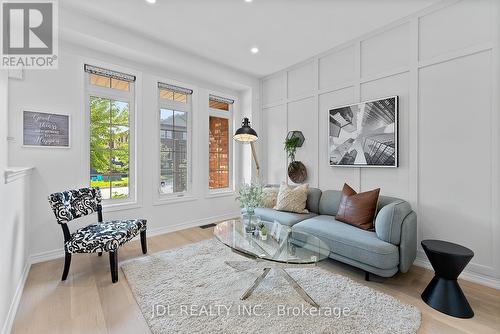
[284,136,300,162]
[260,226,268,236]
[237,183,264,211]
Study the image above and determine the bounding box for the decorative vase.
[242,207,259,233]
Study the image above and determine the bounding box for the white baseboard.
[413,257,500,290]
[1,260,31,334]
[29,212,240,264]
[145,212,239,238]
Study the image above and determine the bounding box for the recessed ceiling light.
[146,0,156,4]
[245,0,253,2]
[250,47,259,54]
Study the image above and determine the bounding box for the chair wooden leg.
[109,251,118,283]
[365,271,370,281]
[98,252,103,257]
[140,230,147,254]
[62,252,71,281]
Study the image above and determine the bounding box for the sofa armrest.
[399,211,417,273]
[375,201,412,245]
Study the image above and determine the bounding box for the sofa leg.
[365,271,370,281]
[109,251,118,283]
[140,230,147,254]
[62,252,71,281]
[98,252,102,257]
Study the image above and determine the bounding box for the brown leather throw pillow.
[335,183,380,231]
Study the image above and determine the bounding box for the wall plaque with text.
[23,111,70,147]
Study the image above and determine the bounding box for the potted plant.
[284,132,307,183]
[237,183,264,232]
[259,225,268,241]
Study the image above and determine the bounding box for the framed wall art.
[23,110,70,148]
[328,96,398,167]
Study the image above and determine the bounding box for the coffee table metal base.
[225,261,320,308]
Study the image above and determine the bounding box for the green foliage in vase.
[284,136,300,162]
[236,183,264,209]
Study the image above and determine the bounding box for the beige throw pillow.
[262,187,279,208]
[273,183,309,214]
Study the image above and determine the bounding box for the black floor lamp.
[233,117,260,178]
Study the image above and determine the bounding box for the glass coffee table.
[214,219,330,307]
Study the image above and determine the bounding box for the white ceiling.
[61,0,440,77]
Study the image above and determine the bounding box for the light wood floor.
[11,226,500,334]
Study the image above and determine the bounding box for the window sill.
[102,201,141,212]
[205,190,236,199]
[153,194,197,206]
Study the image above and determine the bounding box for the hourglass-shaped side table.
[421,239,474,319]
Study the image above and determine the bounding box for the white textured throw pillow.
[262,187,279,208]
[273,183,309,214]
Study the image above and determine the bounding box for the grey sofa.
[254,187,417,278]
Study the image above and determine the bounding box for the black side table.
[421,239,474,318]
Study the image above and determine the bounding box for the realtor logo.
[1,0,58,69]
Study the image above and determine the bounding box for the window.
[209,95,234,190]
[158,82,193,195]
[85,64,136,201]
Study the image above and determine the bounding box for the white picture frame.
[328,96,398,167]
[271,221,282,242]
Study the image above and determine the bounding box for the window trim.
[154,78,194,203]
[207,93,235,195]
[82,60,141,210]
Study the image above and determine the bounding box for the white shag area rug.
[122,239,421,334]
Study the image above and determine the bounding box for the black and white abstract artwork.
[329,96,398,167]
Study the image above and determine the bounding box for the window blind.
[84,64,136,82]
[209,94,234,105]
[158,82,193,95]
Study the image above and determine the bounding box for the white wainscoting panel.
[263,105,287,184]
[319,46,356,90]
[287,97,318,187]
[418,50,494,272]
[262,74,286,105]
[361,23,410,78]
[260,0,500,287]
[288,61,315,99]
[318,87,358,191]
[419,0,492,61]
[360,73,410,198]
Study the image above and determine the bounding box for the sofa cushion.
[274,183,309,213]
[265,185,322,214]
[306,187,322,214]
[65,219,147,253]
[262,187,279,208]
[336,183,380,231]
[252,208,317,227]
[293,215,399,270]
[318,190,343,216]
[375,200,413,245]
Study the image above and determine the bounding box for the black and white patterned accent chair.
[48,187,147,283]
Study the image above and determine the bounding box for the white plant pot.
[259,232,267,241]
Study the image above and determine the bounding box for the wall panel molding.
[260,0,500,286]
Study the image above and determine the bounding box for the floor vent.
[199,223,216,229]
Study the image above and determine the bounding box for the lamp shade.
[233,117,258,142]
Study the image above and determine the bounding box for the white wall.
[7,43,258,259]
[1,72,6,174]
[0,72,32,334]
[260,0,500,288]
